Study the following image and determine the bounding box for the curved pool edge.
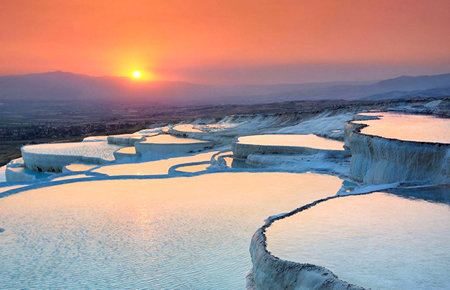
[232,141,347,159]
[344,118,449,184]
[248,196,365,290]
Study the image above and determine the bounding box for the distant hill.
[0,71,449,105]
[362,86,450,100]
[0,71,214,104]
[245,73,450,103]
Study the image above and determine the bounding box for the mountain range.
[0,71,449,105]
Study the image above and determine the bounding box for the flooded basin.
[172,124,204,133]
[347,112,450,184]
[176,163,210,172]
[266,191,450,289]
[135,135,212,155]
[63,163,97,173]
[113,146,137,160]
[140,134,209,144]
[233,134,345,158]
[354,112,450,143]
[0,172,342,289]
[93,151,217,176]
[237,134,344,150]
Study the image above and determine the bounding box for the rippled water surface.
[266,191,450,289]
[355,112,450,143]
[0,172,342,289]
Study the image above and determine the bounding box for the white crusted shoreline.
[248,196,365,290]
[345,118,449,184]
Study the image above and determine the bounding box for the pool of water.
[0,185,26,194]
[0,172,342,289]
[172,124,224,133]
[140,134,209,144]
[115,147,136,154]
[93,151,217,176]
[110,134,146,139]
[266,191,450,289]
[52,174,91,181]
[223,156,234,167]
[237,134,344,150]
[176,164,210,172]
[172,124,203,133]
[64,163,97,172]
[355,112,450,143]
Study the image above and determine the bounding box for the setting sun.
[132,71,142,78]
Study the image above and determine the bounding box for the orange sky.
[0,0,449,83]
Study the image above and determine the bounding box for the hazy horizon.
[1,68,449,87]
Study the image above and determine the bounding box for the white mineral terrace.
[135,134,212,155]
[21,141,122,172]
[172,124,224,133]
[22,141,120,161]
[265,191,450,289]
[113,146,137,160]
[107,133,149,145]
[354,112,450,144]
[171,124,204,133]
[1,104,449,289]
[233,134,345,159]
[346,112,449,184]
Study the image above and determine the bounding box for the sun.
[132,70,142,78]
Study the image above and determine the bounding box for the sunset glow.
[132,71,142,79]
[1,1,449,289]
[0,0,449,84]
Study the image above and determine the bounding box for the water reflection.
[94,151,217,176]
[115,147,136,154]
[141,134,209,144]
[64,163,97,172]
[266,190,450,289]
[172,124,203,133]
[355,112,450,143]
[385,185,450,205]
[0,172,342,289]
[176,164,210,173]
[237,134,344,150]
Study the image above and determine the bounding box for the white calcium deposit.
[345,113,449,184]
[1,101,449,289]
